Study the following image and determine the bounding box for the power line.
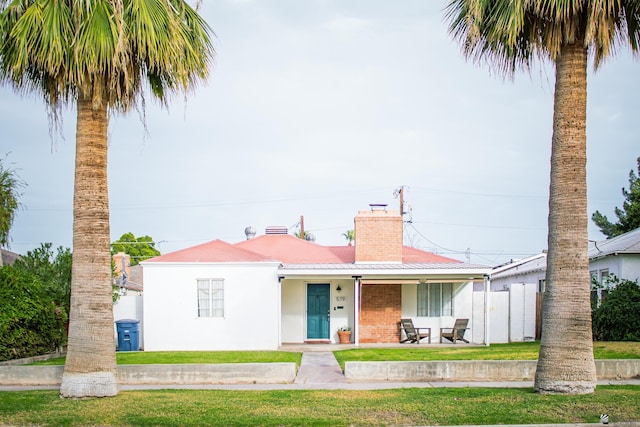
[411,220,545,232]
[405,223,539,265]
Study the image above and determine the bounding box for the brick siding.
[359,284,401,343]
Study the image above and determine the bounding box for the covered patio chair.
[439,318,470,344]
[399,318,431,344]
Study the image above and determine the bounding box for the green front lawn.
[334,341,640,368]
[1,386,639,426]
[33,351,302,366]
[31,342,640,367]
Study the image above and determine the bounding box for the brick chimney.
[354,204,403,263]
[112,252,131,281]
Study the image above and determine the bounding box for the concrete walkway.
[293,351,346,385]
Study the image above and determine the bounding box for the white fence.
[473,283,537,344]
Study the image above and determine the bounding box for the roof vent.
[244,226,256,240]
[265,226,288,235]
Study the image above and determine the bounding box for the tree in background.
[111,232,160,266]
[0,0,213,398]
[592,157,640,238]
[13,243,72,318]
[592,277,640,341]
[0,266,67,361]
[446,1,640,394]
[0,157,25,265]
[342,230,355,246]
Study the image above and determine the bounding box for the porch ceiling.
[278,262,491,281]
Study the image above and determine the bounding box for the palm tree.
[0,157,24,266]
[446,1,640,394]
[0,0,213,397]
[342,229,355,246]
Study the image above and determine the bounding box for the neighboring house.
[142,205,491,351]
[588,227,640,301]
[491,253,547,293]
[1,248,20,266]
[489,227,640,343]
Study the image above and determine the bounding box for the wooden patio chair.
[399,318,431,344]
[439,318,470,344]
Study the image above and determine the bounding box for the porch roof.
[280,262,488,270]
[279,262,491,279]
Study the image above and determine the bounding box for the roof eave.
[140,261,282,267]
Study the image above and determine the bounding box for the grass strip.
[33,351,302,366]
[0,386,639,426]
[333,341,640,368]
[30,342,640,367]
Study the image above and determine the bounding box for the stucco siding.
[281,279,355,344]
[620,254,640,282]
[281,280,305,343]
[143,263,281,351]
[400,282,475,343]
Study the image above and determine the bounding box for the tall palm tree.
[0,0,213,397]
[446,1,640,394]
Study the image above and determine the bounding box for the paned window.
[417,283,453,317]
[197,279,224,317]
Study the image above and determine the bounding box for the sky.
[1,0,639,266]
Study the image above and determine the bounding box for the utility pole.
[300,215,305,238]
[394,186,406,216]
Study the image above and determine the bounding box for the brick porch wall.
[359,284,401,343]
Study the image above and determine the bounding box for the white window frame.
[197,278,224,318]
[417,282,453,317]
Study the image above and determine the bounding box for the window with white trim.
[417,283,453,317]
[197,279,224,317]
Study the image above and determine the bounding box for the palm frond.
[1,0,213,115]
[447,0,640,73]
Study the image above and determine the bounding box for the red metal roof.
[146,239,276,263]
[236,235,352,263]
[401,246,461,264]
[146,234,461,265]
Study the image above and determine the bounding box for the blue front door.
[307,284,330,339]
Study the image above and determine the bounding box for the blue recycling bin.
[115,319,140,351]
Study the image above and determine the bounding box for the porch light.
[336,285,342,293]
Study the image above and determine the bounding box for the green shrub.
[0,266,67,361]
[592,278,640,341]
[12,243,72,316]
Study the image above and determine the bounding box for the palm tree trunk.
[60,95,118,398]
[534,39,597,394]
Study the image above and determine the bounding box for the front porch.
[279,272,487,346]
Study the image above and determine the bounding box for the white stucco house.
[141,205,492,351]
[588,227,640,294]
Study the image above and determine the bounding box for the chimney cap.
[369,203,387,211]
